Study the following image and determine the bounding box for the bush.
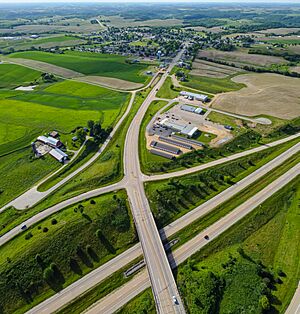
[51,219,58,225]
[25,232,33,240]
[43,227,48,233]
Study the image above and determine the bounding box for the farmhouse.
[37,136,62,148]
[180,91,209,102]
[49,148,68,163]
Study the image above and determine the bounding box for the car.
[204,235,209,240]
[21,225,27,230]
[172,296,178,305]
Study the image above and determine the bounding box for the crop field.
[212,73,300,119]
[8,51,151,84]
[257,27,300,35]
[191,59,242,78]
[0,63,41,89]
[0,190,137,314]
[182,74,245,94]
[197,49,288,67]
[262,35,300,45]
[178,176,300,314]
[0,80,128,155]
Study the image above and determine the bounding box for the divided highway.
[85,163,300,314]
[24,139,300,314]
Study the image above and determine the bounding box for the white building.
[49,148,68,163]
[180,91,209,102]
[37,136,62,148]
[159,118,198,137]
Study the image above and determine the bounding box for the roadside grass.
[145,138,300,228]
[0,148,60,208]
[182,74,245,94]
[156,76,179,99]
[0,190,137,314]
[57,257,142,314]
[177,176,300,314]
[116,288,155,314]
[0,63,41,89]
[139,100,169,173]
[168,151,300,248]
[8,50,151,84]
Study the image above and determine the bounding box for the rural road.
[84,163,300,314]
[24,139,300,314]
[285,282,300,314]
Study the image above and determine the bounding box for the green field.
[9,51,150,83]
[29,35,81,45]
[182,74,245,94]
[0,190,137,314]
[0,148,60,209]
[0,63,41,89]
[178,176,300,313]
[156,77,179,99]
[0,79,129,156]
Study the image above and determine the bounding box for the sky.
[0,0,299,3]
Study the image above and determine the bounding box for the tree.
[87,120,95,136]
[259,295,270,311]
[76,129,86,143]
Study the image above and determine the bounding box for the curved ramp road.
[24,140,300,314]
[84,164,300,314]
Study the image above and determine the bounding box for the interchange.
[1,47,300,314]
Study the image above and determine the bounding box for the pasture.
[212,73,300,119]
[9,51,151,84]
[0,63,41,88]
[197,49,288,67]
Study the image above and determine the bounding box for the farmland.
[0,63,41,89]
[8,51,151,84]
[212,73,300,119]
[0,190,137,314]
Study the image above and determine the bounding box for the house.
[49,148,68,163]
[49,131,59,138]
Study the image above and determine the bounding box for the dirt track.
[212,73,300,120]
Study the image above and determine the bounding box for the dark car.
[204,235,209,240]
[21,225,27,230]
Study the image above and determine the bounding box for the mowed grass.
[177,176,300,314]
[0,80,129,155]
[0,148,60,208]
[0,190,137,314]
[9,51,150,83]
[182,74,245,94]
[0,63,41,89]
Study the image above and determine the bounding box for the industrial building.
[159,136,193,150]
[180,91,209,102]
[180,104,203,115]
[150,149,175,160]
[150,141,182,155]
[159,118,199,137]
[171,135,203,147]
[49,148,68,163]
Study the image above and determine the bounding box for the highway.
[24,140,300,314]
[122,48,187,313]
[2,133,299,247]
[84,164,300,314]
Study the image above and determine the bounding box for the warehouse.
[180,104,203,115]
[159,118,199,137]
[180,91,209,102]
[159,136,193,150]
[150,141,182,155]
[49,148,68,163]
[150,149,175,160]
[37,135,62,148]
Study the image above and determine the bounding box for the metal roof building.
[180,91,209,102]
[150,141,182,155]
[49,148,68,163]
[180,104,203,115]
[159,118,199,138]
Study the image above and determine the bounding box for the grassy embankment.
[177,175,300,314]
[56,143,300,314]
[9,50,151,84]
[0,190,137,314]
[145,139,300,228]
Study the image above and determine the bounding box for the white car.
[172,296,178,305]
